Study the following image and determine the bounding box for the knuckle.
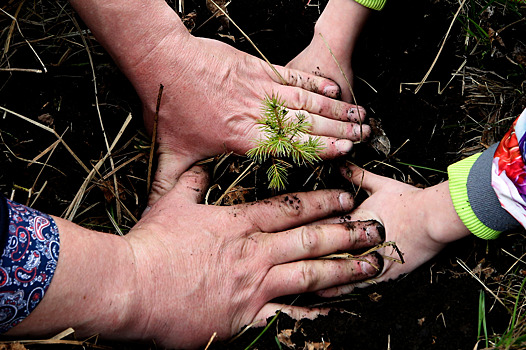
[339,121,352,137]
[299,112,315,132]
[331,101,347,121]
[279,194,304,217]
[344,222,363,245]
[182,168,208,185]
[242,209,265,232]
[289,88,302,105]
[238,234,260,261]
[297,226,320,254]
[306,75,322,92]
[293,261,318,290]
[284,69,299,86]
[291,88,312,111]
[312,96,328,116]
[149,178,172,202]
[297,73,320,92]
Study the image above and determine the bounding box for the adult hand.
[136,35,370,207]
[8,165,383,348]
[286,0,371,103]
[312,164,471,297]
[69,0,370,207]
[125,165,384,348]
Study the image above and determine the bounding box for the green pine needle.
[267,160,291,191]
[247,94,324,190]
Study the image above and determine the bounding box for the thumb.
[147,151,196,209]
[274,64,342,99]
[170,165,210,203]
[341,164,384,195]
[337,69,354,104]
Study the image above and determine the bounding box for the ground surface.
[0,0,525,349]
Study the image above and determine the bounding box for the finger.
[293,110,371,141]
[338,74,354,104]
[147,152,196,209]
[249,117,359,157]
[341,164,385,195]
[316,280,376,298]
[293,134,361,159]
[264,221,385,265]
[273,64,342,99]
[319,137,354,158]
[311,211,382,226]
[252,303,331,328]
[264,253,382,298]
[171,165,210,203]
[280,87,366,123]
[240,190,355,232]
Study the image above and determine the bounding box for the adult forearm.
[69,0,190,74]
[7,217,141,341]
[314,0,371,59]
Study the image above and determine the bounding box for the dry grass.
[1,1,149,231]
[0,5,148,345]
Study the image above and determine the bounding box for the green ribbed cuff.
[448,154,501,240]
[353,0,386,10]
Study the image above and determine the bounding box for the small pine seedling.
[246,94,323,190]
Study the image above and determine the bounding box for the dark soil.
[1,0,525,349]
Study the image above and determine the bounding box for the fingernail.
[363,220,385,243]
[352,124,365,138]
[351,124,371,140]
[141,206,151,217]
[361,260,378,275]
[373,251,384,274]
[323,85,341,99]
[335,139,353,154]
[197,164,210,172]
[338,192,353,211]
[341,166,352,179]
[361,252,384,276]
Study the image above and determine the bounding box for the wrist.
[313,0,371,57]
[123,218,210,348]
[122,224,177,344]
[50,221,142,341]
[422,182,471,245]
[7,218,142,341]
[69,0,191,80]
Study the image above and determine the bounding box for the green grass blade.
[397,162,447,174]
[244,311,281,350]
[478,290,489,348]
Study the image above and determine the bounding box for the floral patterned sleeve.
[0,196,60,333]
[448,108,526,239]
[492,109,526,226]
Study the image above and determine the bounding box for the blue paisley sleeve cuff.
[0,196,7,246]
[0,200,60,333]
